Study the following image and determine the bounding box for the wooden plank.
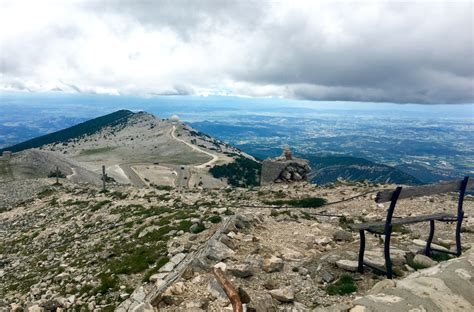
[375,178,474,203]
[349,213,456,230]
[146,215,238,306]
[213,267,243,312]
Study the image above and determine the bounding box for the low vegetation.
[0,110,135,153]
[209,156,262,187]
[326,274,357,295]
[264,197,327,208]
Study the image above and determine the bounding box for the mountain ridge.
[0,110,136,154]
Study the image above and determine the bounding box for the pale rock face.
[207,277,228,301]
[228,263,254,278]
[269,287,295,302]
[332,230,353,242]
[336,260,359,272]
[159,261,176,273]
[131,302,155,312]
[282,248,304,261]
[263,256,284,273]
[368,279,396,295]
[413,254,437,268]
[207,240,235,261]
[214,262,227,271]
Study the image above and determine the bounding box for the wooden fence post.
[102,165,106,191]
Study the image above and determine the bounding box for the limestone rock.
[207,240,235,261]
[228,263,253,278]
[250,294,276,312]
[313,303,352,312]
[368,279,396,295]
[207,277,228,301]
[332,230,353,242]
[138,226,161,238]
[263,256,284,273]
[269,287,295,303]
[413,254,437,268]
[336,260,359,272]
[159,261,176,273]
[169,252,186,265]
[261,156,311,185]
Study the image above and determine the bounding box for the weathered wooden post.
[102,165,106,191]
[55,166,59,184]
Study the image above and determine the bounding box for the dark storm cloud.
[83,0,266,40]
[1,0,473,104]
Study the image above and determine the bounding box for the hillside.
[0,179,473,311]
[0,110,135,154]
[0,111,252,189]
[304,154,422,185]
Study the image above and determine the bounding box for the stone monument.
[260,147,311,185]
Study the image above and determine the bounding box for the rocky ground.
[1,179,473,311]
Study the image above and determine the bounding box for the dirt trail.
[170,125,219,169]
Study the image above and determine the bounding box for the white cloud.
[0,0,473,103]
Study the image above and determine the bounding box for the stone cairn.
[260,147,311,185]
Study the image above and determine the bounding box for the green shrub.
[407,257,429,270]
[142,256,170,282]
[191,223,206,233]
[326,274,357,295]
[107,246,160,275]
[95,273,119,294]
[209,156,261,187]
[430,252,452,262]
[91,200,111,211]
[208,215,222,223]
[47,170,66,178]
[37,188,55,199]
[176,220,193,232]
[264,197,327,208]
[153,185,173,191]
[110,191,127,200]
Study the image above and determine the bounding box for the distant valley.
[1,94,473,185]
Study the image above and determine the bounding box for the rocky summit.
[1,178,473,312]
[0,111,473,312]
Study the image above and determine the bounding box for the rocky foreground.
[1,179,473,311]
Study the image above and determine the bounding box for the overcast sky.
[0,0,473,104]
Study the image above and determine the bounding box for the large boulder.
[261,158,311,185]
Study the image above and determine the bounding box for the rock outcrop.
[261,148,311,185]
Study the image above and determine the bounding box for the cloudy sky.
[0,0,473,104]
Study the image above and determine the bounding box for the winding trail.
[66,167,77,180]
[169,125,219,168]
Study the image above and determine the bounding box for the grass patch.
[406,257,429,270]
[95,273,119,294]
[191,223,206,233]
[176,220,193,232]
[107,246,163,275]
[152,184,174,191]
[37,188,55,199]
[142,256,170,282]
[63,199,90,208]
[109,191,128,200]
[430,251,452,262]
[79,284,94,296]
[79,146,116,156]
[264,197,327,208]
[91,200,112,211]
[338,216,354,229]
[208,215,222,224]
[326,274,357,295]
